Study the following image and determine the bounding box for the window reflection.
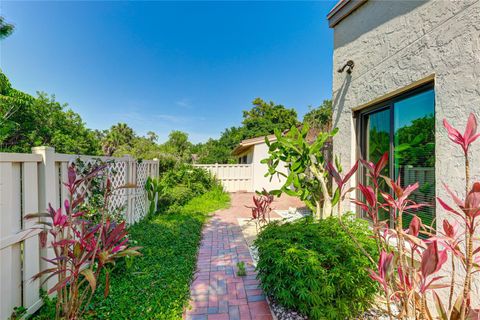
[361,87,435,231]
[394,89,435,230]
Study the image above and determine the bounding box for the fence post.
[153,158,159,178]
[31,146,57,292]
[123,155,134,224]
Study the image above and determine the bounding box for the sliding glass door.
[359,85,435,229]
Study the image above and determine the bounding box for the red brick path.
[184,193,304,320]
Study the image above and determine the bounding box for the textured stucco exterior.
[331,0,480,304]
[251,142,286,192]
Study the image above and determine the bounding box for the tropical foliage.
[302,99,332,132]
[1,68,332,167]
[263,124,337,218]
[155,164,220,212]
[246,189,274,232]
[353,113,480,319]
[255,216,378,319]
[27,164,140,319]
[0,72,101,154]
[193,98,301,164]
[0,16,14,39]
[33,187,230,320]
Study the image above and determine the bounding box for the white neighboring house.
[328,0,479,304]
[232,135,287,192]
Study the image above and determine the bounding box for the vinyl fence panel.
[0,148,159,319]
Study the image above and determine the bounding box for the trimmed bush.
[254,216,378,319]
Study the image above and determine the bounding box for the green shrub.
[254,215,378,319]
[156,163,221,213]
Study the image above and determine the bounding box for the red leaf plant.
[26,164,140,320]
[350,113,480,320]
[247,189,274,233]
[326,159,359,215]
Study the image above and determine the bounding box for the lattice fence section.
[53,153,158,225]
[131,162,149,224]
[107,161,128,216]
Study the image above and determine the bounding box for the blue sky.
[0,1,335,143]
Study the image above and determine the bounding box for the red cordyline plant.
[349,113,480,320]
[247,189,274,232]
[27,164,140,320]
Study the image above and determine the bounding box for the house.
[328,0,479,303]
[232,135,286,192]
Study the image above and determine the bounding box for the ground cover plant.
[254,216,378,319]
[34,186,230,320]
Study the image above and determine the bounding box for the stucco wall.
[252,142,286,192]
[331,0,480,304]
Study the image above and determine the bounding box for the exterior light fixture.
[337,60,355,74]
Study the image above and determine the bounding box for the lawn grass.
[33,186,230,320]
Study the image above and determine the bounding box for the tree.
[195,98,300,164]
[0,16,14,39]
[113,136,159,159]
[146,131,158,142]
[0,72,101,154]
[242,98,299,139]
[164,130,192,160]
[303,99,332,132]
[102,123,135,156]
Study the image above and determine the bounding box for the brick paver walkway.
[185,193,303,320]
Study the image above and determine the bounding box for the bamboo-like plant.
[26,164,141,319]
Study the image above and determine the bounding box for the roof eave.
[327,0,368,28]
[232,145,253,156]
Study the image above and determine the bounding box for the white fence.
[0,147,158,320]
[194,164,253,192]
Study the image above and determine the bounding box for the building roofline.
[231,135,276,156]
[327,0,367,28]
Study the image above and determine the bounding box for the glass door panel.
[364,108,391,222]
[393,89,435,231]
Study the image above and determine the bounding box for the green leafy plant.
[73,157,124,224]
[145,176,162,217]
[9,306,27,320]
[26,164,140,319]
[236,261,247,277]
[156,164,220,212]
[263,124,337,218]
[33,186,230,319]
[254,216,378,319]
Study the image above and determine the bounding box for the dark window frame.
[355,83,435,227]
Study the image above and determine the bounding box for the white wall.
[252,142,287,192]
[331,0,480,304]
[193,164,253,192]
